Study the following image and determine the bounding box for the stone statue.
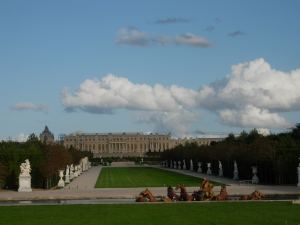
[20,159,31,176]
[182,160,186,170]
[190,159,194,171]
[174,161,177,169]
[218,161,223,177]
[178,161,181,170]
[197,162,202,173]
[65,165,70,184]
[207,162,212,175]
[233,160,239,180]
[57,170,65,188]
[18,159,32,192]
[70,164,74,180]
[251,166,259,184]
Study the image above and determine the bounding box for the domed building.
[40,126,54,144]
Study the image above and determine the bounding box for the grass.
[0,202,299,225]
[95,167,208,188]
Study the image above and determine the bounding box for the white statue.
[65,165,70,184]
[207,162,212,175]
[57,170,65,188]
[197,162,202,173]
[20,159,31,176]
[174,161,177,169]
[18,159,32,192]
[251,166,259,184]
[233,160,239,180]
[70,164,74,180]
[190,159,194,171]
[218,160,223,177]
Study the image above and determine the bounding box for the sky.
[1,0,300,140]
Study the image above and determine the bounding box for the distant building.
[63,132,224,157]
[39,126,54,144]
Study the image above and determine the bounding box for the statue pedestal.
[207,168,212,175]
[65,174,70,184]
[233,170,239,180]
[218,169,223,177]
[58,178,65,188]
[18,175,32,192]
[252,175,259,184]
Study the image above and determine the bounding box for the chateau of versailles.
[39,126,224,157]
[63,132,224,157]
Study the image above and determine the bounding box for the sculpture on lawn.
[18,159,32,192]
[240,190,264,200]
[20,159,31,176]
[175,184,193,201]
[136,188,157,202]
[212,185,228,201]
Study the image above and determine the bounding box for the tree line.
[161,124,300,185]
[0,134,92,189]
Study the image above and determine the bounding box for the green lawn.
[95,167,207,188]
[0,202,299,225]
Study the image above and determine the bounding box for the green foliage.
[162,128,300,184]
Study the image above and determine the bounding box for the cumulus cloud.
[62,75,199,136]
[62,74,199,113]
[116,27,212,48]
[218,105,290,128]
[12,102,48,112]
[61,58,300,134]
[197,58,300,128]
[228,30,246,37]
[135,110,198,135]
[155,17,190,24]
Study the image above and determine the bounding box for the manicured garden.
[95,167,206,188]
[0,202,299,225]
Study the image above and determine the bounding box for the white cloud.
[200,58,300,111]
[15,133,29,142]
[198,58,300,128]
[218,105,290,128]
[116,27,151,46]
[62,74,199,136]
[62,74,198,113]
[135,110,199,135]
[12,102,48,112]
[116,27,212,48]
[61,58,300,134]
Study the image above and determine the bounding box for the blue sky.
[1,0,300,140]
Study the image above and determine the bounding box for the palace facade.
[63,132,224,157]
